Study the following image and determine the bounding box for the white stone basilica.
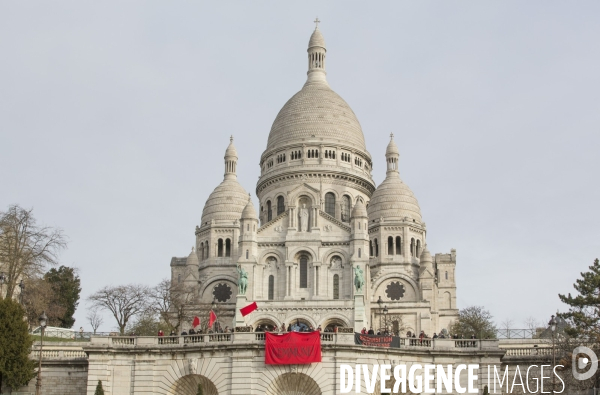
[170,25,458,336]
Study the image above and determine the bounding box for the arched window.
[445,271,448,280]
[358,248,361,258]
[388,236,394,255]
[206,243,209,258]
[200,243,204,261]
[333,274,340,300]
[225,239,231,257]
[369,240,373,257]
[341,195,351,222]
[218,239,224,257]
[410,238,415,256]
[396,237,401,255]
[267,200,272,222]
[268,275,274,300]
[178,274,181,283]
[245,250,249,259]
[299,256,308,288]
[277,196,285,216]
[416,240,421,257]
[375,239,379,257]
[325,193,336,216]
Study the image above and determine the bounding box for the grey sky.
[1,2,598,332]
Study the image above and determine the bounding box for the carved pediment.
[319,211,351,233]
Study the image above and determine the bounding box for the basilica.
[170,24,458,337]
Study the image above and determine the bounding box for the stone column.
[235,294,247,328]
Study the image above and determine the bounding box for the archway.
[253,317,278,332]
[285,317,315,331]
[265,372,322,395]
[320,317,349,332]
[169,374,218,395]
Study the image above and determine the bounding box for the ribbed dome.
[386,137,399,156]
[308,28,326,49]
[241,196,257,220]
[225,136,238,158]
[351,200,368,218]
[200,179,249,225]
[265,82,367,153]
[367,175,422,223]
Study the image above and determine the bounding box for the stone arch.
[252,316,279,331]
[318,314,351,329]
[168,374,219,395]
[286,314,317,328]
[288,247,318,262]
[322,249,350,266]
[258,249,285,265]
[371,273,419,299]
[265,372,322,395]
[289,190,318,208]
[198,275,238,301]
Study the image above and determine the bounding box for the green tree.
[197,383,203,395]
[0,298,36,391]
[44,266,81,328]
[449,306,497,339]
[559,258,600,340]
[94,380,105,395]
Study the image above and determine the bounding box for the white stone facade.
[170,25,458,337]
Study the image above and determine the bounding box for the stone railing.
[30,343,88,360]
[88,334,499,352]
[504,347,553,356]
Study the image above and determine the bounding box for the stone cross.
[314,17,320,28]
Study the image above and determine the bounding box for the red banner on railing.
[265,332,322,365]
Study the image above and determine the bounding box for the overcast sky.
[1,2,599,332]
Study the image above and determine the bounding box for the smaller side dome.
[351,200,368,218]
[420,245,432,263]
[241,195,257,220]
[308,27,326,49]
[187,247,199,267]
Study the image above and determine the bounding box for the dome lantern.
[307,19,327,84]
[224,135,238,180]
[386,133,400,176]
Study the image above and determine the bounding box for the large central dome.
[266,82,367,152]
[264,27,368,155]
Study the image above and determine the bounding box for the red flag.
[265,332,322,365]
[209,310,217,328]
[240,302,258,317]
[192,316,200,328]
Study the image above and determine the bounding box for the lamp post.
[35,311,48,395]
[376,296,384,331]
[19,279,25,304]
[0,272,5,298]
[548,314,557,392]
[383,305,388,334]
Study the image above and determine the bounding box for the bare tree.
[150,279,199,333]
[88,284,151,335]
[0,205,66,299]
[86,307,104,334]
[524,316,540,336]
[21,277,66,329]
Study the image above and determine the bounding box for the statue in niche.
[331,256,342,269]
[237,265,248,295]
[299,204,309,232]
[353,265,365,293]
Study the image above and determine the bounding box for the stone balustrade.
[87,333,499,351]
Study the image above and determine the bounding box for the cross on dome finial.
[314,17,320,28]
[390,133,394,140]
[230,135,233,143]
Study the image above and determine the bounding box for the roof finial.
[390,133,394,140]
[230,135,233,143]
[314,17,320,28]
